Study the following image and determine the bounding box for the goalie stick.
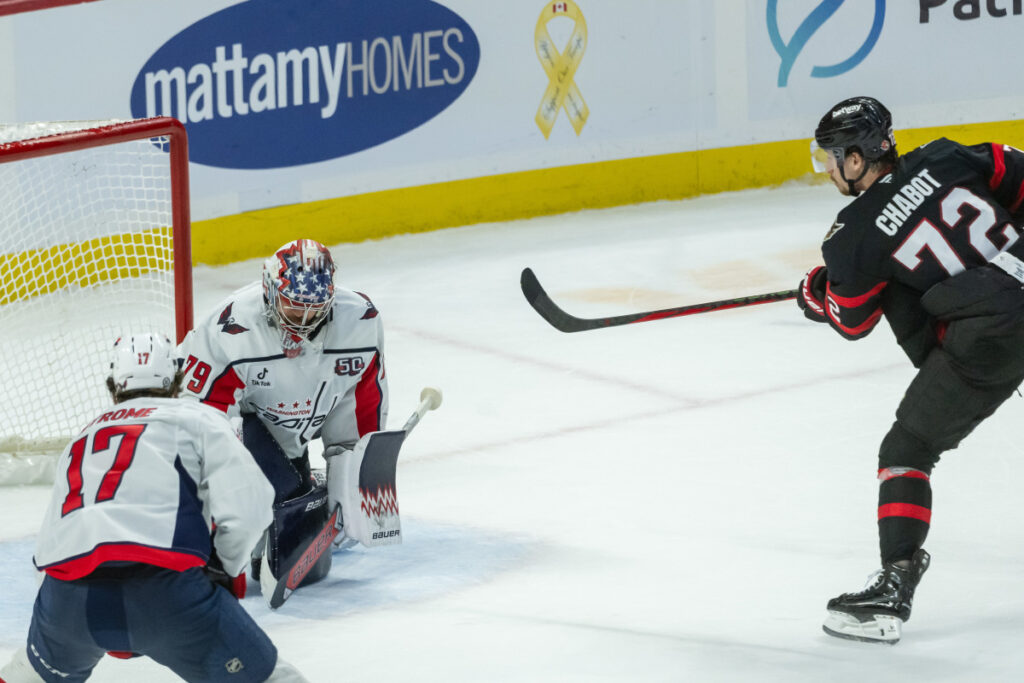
[263,386,443,609]
[520,267,797,333]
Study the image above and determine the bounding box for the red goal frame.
[0,0,100,17]
[0,116,194,341]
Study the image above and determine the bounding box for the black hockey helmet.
[814,96,895,166]
[812,96,896,195]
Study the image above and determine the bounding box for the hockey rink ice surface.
[4,181,1024,682]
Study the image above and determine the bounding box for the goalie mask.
[262,239,336,357]
[108,333,178,394]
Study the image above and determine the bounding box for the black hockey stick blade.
[520,267,798,333]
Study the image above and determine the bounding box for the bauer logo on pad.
[129,0,480,169]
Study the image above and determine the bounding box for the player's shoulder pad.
[199,281,264,337]
[332,287,380,321]
[174,396,237,429]
[905,137,972,170]
[912,136,955,154]
[821,206,870,274]
[822,220,845,243]
[830,201,864,239]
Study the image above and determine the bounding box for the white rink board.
[2,1,1023,222]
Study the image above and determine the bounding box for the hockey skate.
[822,548,930,645]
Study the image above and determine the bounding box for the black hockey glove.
[797,266,828,323]
[205,548,247,599]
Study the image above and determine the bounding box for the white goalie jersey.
[34,397,273,580]
[176,281,389,460]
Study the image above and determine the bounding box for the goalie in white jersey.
[177,238,389,590]
[0,334,307,683]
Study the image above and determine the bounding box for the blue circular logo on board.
[129,0,480,169]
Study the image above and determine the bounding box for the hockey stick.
[264,387,443,609]
[520,267,798,333]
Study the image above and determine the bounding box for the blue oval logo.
[130,0,480,169]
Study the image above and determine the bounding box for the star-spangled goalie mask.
[262,239,336,357]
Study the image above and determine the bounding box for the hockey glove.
[797,266,828,323]
[205,550,247,599]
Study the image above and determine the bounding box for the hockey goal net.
[0,117,192,484]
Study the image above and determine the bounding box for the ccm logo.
[372,529,400,540]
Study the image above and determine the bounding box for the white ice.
[4,181,1024,682]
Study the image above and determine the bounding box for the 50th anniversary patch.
[130,0,480,169]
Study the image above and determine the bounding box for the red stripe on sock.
[877,467,930,481]
[878,502,931,523]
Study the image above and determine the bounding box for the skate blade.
[822,610,901,644]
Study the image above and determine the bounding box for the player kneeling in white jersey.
[0,334,307,683]
[176,239,392,598]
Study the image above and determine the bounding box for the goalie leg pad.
[263,484,333,588]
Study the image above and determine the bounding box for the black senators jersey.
[820,138,1024,360]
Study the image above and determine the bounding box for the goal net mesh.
[0,120,185,480]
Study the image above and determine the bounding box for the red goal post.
[0,117,193,483]
[0,0,101,17]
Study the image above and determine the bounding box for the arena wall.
[3,0,1023,263]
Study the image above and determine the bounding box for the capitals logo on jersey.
[356,292,378,320]
[217,303,249,335]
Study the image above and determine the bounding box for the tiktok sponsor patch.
[250,366,272,387]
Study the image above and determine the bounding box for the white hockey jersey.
[176,281,389,460]
[34,397,273,580]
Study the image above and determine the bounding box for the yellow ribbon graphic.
[535,1,588,139]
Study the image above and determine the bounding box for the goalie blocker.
[259,388,442,608]
[325,430,406,546]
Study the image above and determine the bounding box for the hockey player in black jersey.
[797,96,1024,644]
